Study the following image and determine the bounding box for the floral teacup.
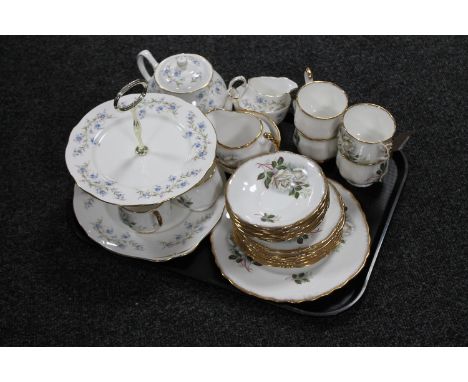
[118,202,172,234]
[176,165,225,212]
[336,151,388,187]
[294,67,348,139]
[206,110,278,169]
[339,103,395,164]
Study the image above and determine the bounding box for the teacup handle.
[304,67,314,83]
[152,210,163,227]
[263,132,280,150]
[377,141,393,162]
[378,160,389,182]
[137,50,159,82]
[228,76,247,99]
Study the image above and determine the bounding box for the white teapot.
[137,50,230,113]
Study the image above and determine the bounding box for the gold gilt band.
[232,224,343,268]
[225,180,330,242]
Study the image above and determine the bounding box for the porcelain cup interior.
[341,103,396,164]
[208,110,261,148]
[294,81,348,140]
[119,201,172,234]
[336,151,389,187]
[176,165,225,212]
[207,110,276,168]
[297,81,348,119]
[343,103,395,143]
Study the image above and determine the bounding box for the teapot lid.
[155,53,213,93]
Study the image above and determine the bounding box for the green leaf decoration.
[257,173,265,180]
[228,255,236,260]
[278,157,284,164]
[295,280,302,284]
[298,273,305,277]
[265,177,271,189]
[272,161,277,167]
[235,258,242,263]
[292,274,297,279]
[295,192,300,199]
[297,238,304,244]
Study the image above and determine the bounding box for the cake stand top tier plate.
[65,93,217,206]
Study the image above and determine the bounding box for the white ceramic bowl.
[251,181,343,251]
[226,151,326,229]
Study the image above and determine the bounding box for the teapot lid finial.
[155,53,213,94]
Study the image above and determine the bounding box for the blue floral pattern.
[67,95,215,205]
[92,218,143,251]
[239,95,288,113]
[160,212,213,248]
[76,162,126,201]
[73,111,113,157]
[137,169,202,200]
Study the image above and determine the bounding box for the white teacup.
[206,109,278,169]
[118,202,172,234]
[339,103,396,164]
[294,67,348,139]
[293,128,337,162]
[176,165,224,211]
[336,151,388,187]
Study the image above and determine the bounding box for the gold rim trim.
[236,110,282,150]
[209,181,371,304]
[232,226,342,268]
[337,150,388,167]
[230,187,346,268]
[295,127,338,142]
[342,103,396,144]
[226,190,329,242]
[296,80,348,120]
[155,53,214,94]
[225,151,328,233]
[206,109,265,150]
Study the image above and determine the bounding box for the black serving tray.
[70,113,408,317]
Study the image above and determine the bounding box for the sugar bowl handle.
[228,76,247,99]
[137,50,159,82]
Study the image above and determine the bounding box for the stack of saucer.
[225,151,345,268]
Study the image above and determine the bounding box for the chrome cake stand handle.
[114,79,149,156]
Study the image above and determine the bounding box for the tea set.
[66,48,397,303]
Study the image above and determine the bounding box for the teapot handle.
[227,76,247,99]
[304,67,314,83]
[137,50,159,82]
